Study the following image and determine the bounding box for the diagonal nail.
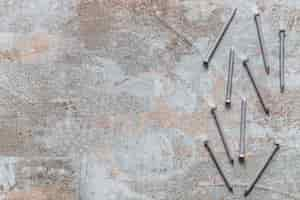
[244,143,280,197]
[243,59,270,115]
[239,98,247,163]
[204,140,234,193]
[225,47,235,108]
[203,8,237,68]
[279,29,286,93]
[254,12,270,74]
[210,107,234,165]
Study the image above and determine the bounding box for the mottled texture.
[0,0,299,199]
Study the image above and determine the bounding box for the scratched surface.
[0,0,299,199]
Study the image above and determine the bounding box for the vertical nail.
[279,29,286,93]
[239,98,247,163]
[203,8,237,68]
[225,48,235,108]
[244,143,280,197]
[254,13,270,74]
[210,107,234,165]
[243,59,270,115]
[204,141,234,193]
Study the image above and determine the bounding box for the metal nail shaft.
[204,141,233,193]
[203,8,237,68]
[243,59,270,115]
[239,98,247,163]
[225,48,235,107]
[254,13,270,74]
[244,143,280,197]
[279,29,286,93]
[211,107,234,164]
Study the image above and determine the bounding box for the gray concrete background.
[0,0,299,199]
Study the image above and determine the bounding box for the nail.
[204,140,234,193]
[225,48,235,108]
[210,107,234,165]
[239,98,247,163]
[203,8,237,68]
[254,13,270,74]
[243,59,270,115]
[244,143,280,197]
[279,29,286,93]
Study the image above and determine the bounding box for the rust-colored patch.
[95,116,113,129]
[111,167,122,178]
[108,0,178,15]
[0,49,21,61]
[7,185,75,200]
[30,34,49,53]
[140,98,208,136]
[174,145,193,157]
[0,33,49,62]
[77,0,113,49]
[94,98,208,136]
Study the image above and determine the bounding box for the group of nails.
[202,8,285,197]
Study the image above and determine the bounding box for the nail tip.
[204,140,209,146]
[225,101,231,108]
[210,106,217,112]
[279,29,286,33]
[239,156,245,163]
[242,59,249,66]
[265,109,270,116]
[203,61,209,68]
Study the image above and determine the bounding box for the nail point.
[225,101,231,108]
[204,140,209,146]
[210,106,217,112]
[265,108,270,116]
[239,155,245,163]
[203,61,209,68]
[242,59,249,66]
[279,29,286,34]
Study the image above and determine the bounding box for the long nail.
[254,13,270,74]
[279,29,286,93]
[225,48,235,107]
[244,143,280,197]
[239,98,247,163]
[210,107,234,165]
[203,8,237,68]
[243,59,270,115]
[204,141,233,193]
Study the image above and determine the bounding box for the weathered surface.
[0,0,299,199]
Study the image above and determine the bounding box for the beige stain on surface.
[95,98,208,136]
[0,33,49,62]
[7,186,74,200]
[77,0,113,49]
